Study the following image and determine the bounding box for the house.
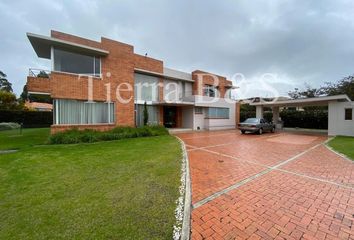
[25,101,53,111]
[26,30,239,133]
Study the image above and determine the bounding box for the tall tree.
[321,75,354,100]
[0,71,13,92]
[288,84,324,99]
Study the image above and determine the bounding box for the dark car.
[238,118,275,134]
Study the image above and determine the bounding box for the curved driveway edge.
[173,136,192,240]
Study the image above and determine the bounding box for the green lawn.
[0,128,50,150]
[0,128,181,239]
[328,136,354,160]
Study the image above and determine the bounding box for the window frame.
[344,108,353,120]
[205,107,230,119]
[52,47,102,77]
[195,107,203,114]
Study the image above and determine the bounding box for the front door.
[163,106,177,128]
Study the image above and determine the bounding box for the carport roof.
[249,94,351,107]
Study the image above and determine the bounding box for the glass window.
[134,73,159,101]
[53,48,101,76]
[195,107,203,114]
[206,107,229,119]
[54,99,114,124]
[203,85,219,97]
[135,104,159,126]
[345,108,352,120]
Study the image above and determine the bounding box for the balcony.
[27,69,51,95]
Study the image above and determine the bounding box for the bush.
[0,122,21,131]
[240,109,328,129]
[49,125,169,144]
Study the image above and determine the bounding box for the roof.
[249,94,352,107]
[134,68,195,82]
[27,32,109,59]
[25,101,53,111]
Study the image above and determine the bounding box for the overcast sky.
[1,0,354,98]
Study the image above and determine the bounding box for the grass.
[0,128,182,239]
[328,136,354,160]
[0,128,50,150]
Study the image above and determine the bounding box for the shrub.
[49,125,169,144]
[0,122,21,131]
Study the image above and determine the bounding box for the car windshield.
[244,118,259,123]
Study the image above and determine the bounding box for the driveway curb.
[177,136,192,240]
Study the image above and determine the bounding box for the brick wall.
[27,76,51,94]
[192,70,232,98]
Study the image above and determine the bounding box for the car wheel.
[258,128,263,135]
[271,127,275,133]
[241,130,245,134]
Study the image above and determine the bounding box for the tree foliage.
[288,75,354,100]
[0,90,23,110]
[143,101,149,126]
[0,71,13,92]
[321,75,354,100]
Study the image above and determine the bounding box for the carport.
[249,94,354,136]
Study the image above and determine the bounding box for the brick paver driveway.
[176,130,354,240]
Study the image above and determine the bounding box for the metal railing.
[28,68,51,78]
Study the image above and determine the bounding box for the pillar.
[256,106,264,119]
[272,106,280,124]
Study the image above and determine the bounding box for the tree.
[0,90,22,110]
[20,84,28,102]
[0,71,13,92]
[321,75,354,100]
[143,101,149,126]
[288,84,324,99]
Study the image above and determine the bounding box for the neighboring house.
[26,30,238,133]
[25,101,53,111]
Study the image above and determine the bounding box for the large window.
[54,99,114,124]
[203,85,219,97]
[135,104,159,126]
[345,108,353,120]
[206,107,229,119]
[134,73,159,101]
[53,48,101,76]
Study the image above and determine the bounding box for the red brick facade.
[27,31,235,133]
[191,70,233,98]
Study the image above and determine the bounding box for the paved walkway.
[176,130,354,240]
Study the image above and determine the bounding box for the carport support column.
[272,106,280,124]
[256,106,264,119]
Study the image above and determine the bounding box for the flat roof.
[134,68,195,82]
[27,32,109,59]
[249,94,351,107]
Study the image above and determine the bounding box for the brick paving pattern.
[176,131,354,240]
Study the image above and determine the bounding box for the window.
[134,73,159,101]
[345,108,353,120]
[203,85,218,97]
[206,107,229,119]
[53,48,101,76]
[54,99,114,124]
[135,104,159,126]
[195,107,203,114]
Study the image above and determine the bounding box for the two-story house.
[26,31,239,133]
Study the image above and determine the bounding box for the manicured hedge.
[49,125,169,144]
[0,110,52,128]
[240,109,328,129]
[280,110,328,129]
[240,111,272,122]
